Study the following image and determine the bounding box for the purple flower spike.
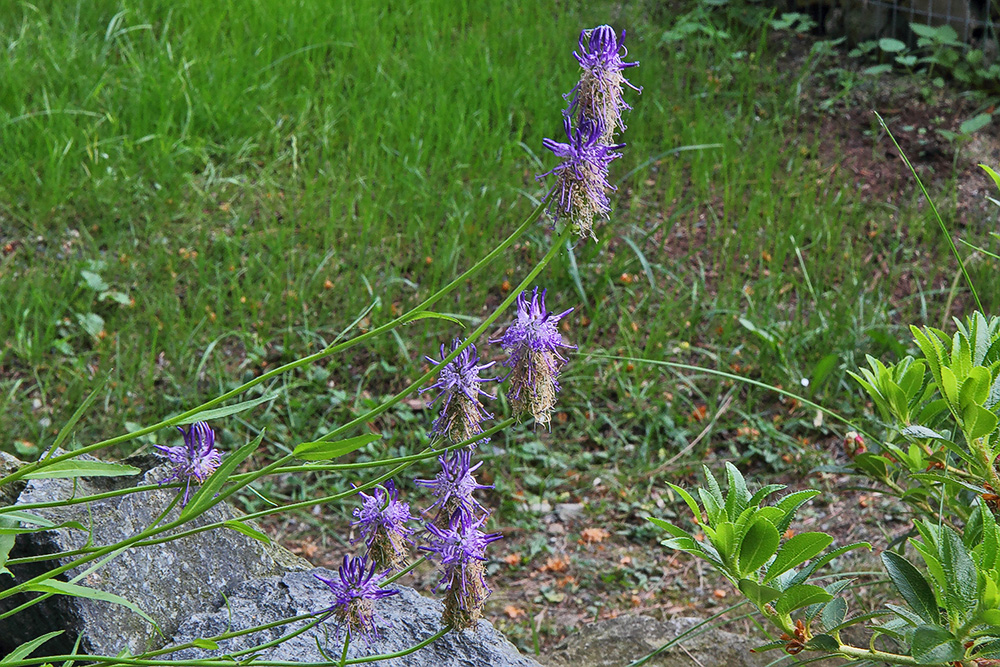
[421,339,499,446]
[414,448,492,525]
[352,480,414,572]
[491,288,575,428]
[538,116,623,240]
[314,554,399,645]
[567,25,641,143]
[154,421,222,506]
[420,511,503,631]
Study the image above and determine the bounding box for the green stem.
[142,613,317,658]
[0,201,545,489]
[874,111,982,313]
[0,628,453,667]
[835,643,922,665]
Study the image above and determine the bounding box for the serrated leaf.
[911,625,964,663]
[765,532,833,582]
[25,580,160,633]
[739,578,781,607]
[821,597,847,630]
[292,433,381,461]
[748,484,785,508]
[176,392,278,425]
[775,584,832,616]
[22,460,140,480]
[900,425,950,440]
[223,520,271,545]
[738,518,779,576]
[939,526,978,623]
[667,483,703,523]
[881,551,939,624]
[724,462,750,521]
[0,631,64,664]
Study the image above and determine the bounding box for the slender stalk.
[874,111,982,312]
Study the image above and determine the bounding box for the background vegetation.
[3,0,1000,651]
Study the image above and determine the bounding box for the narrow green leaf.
[648,517,690,539]
[22,460,140,480]
[737,518,779,576]
[881,551,939,624]
[48,377,107,456]
[25,580,160,633]
[0,515,14,578]
[223,520,271,545]
[981,164,1000,191]
[775,584,832,616]
[400,311,464,326]
[180,433,264,520]
[667,483,703,523]
[292,433,381,461]
[911,625,964,663]
[176,392,278,425]
[0,631,64,664]
[190,639,219,650]
[764,532,833,583]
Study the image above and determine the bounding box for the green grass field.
[3,0,998,563]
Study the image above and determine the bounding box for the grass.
[3,0,1000,651]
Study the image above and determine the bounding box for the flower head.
[566,25,641,143]
[421,339,498,446]
[154,421,222,506]
[314,554,398,644]
[414,448,492,525]
[492,288,575,428]
[419,511,502,630]
[538,116,623,239]
[352,480,414,571]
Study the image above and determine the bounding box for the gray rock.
[168,570,542,667]
[0,452,25,507]
[538,616,773,667]
[0,453,311,657]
